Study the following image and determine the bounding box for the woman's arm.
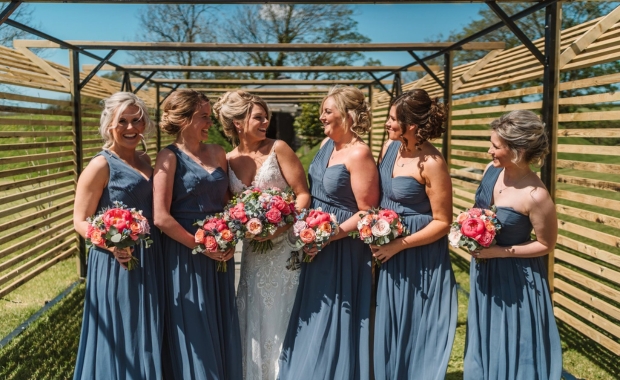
[371,152,453,263]
[476,185,557,259]
[73,156,109,238]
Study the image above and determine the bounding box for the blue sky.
[19,3,486,68]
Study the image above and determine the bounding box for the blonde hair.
[99,92,153,148]
[212,90,271,146]
[491,110,549,166]
[160,89,210,136]
[321,86,371,135]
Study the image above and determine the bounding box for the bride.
[213,91,311,380]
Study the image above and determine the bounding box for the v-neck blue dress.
[278,139,373,380]
[374,141,457,380]
[463,165,562,380]
[161,144,242,380]
[74,150,164,380]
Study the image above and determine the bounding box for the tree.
[0,2,35,47]
[129,4,221,80]
[220,4,380,80]
[294,103,323,148]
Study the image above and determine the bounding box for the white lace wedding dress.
[229,144,301,380]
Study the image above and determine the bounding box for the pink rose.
[195,229,205,244]
[477,230,495,247]
[461,217,485,238]
[378,209,398,223]
[246,218,263,235]
[371,218,391,237]
[299,228,316,244]
[90,229,105,247]
[468,208,482,218]
[229,203,248,223]
[306,211,331,228]
[293,220,307,235]
[271,196,292,216]
[265,207,283,224]
[102,208,132,231]
[86,224,95,238]
[204,235,219,252]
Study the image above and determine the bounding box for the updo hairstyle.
[212,90,271,146]
[99,92,154,148]
[392,89,447,150]
[322,86,371,135]
[491,110,549,166]
[160,89,210,136]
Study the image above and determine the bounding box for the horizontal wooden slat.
[453,196,472,209]
[449,246,472,262]
[452,119,496,127]
[556,204,620,229]
[0,92,71,107]
[0,150,74,166]
[556,159,620,175]
[0,130,74,137]
[452,149,489,160]
[0,180,74,204]
[0,170,74,192]
[555,293,620,342]
[557,174,620,193]
[556,190,620,213]
[557,128,620,138]
[559,110,620,122]
[0,209,73,246]
[0,189,73,219]
[555,264,620,304]
[0,104,73,117]
[557,235,620,269]
[554,278,620,321]
[558,145,620,156]
[452,130,491,137]
[0,246,75,300]
[451,158,487,171]
[555,249,620,286]
[558,219,620,250]
[0,160,74,178]
[450,168,482,181]
[554,307,620,355]
[0,118,72,127]
[451,178,480,191]
[0,141,73,151]
[0,221,73,261]
[452,101,541,116]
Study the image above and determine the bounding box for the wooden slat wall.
[369,10,620,355]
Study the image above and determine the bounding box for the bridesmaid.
[213,90,311,380]
[73,92,163,380]
[463,110,561,380]
[371,89,457,380]
[153,89,241,380]
[278,86,379,380]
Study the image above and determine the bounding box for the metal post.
[442,51,453,166]
[156,84,161,152]
[540,1,561,294]
[70,49,86,278]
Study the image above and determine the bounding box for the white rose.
[371,219,391,237]
[293,220,308,235]
[448,227,462,248]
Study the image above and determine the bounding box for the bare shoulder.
[138,151,152,166]
[86,154,109,170]
[155,146,177,168]
[274,139,296,157]
[319,137,330,148]
[207,143,226,157]
[348,143,375,165]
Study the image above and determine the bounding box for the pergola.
[0,0,562,275]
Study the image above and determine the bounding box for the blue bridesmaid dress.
[74,150,164,380]
[374,141,457,380]
[161,145,242,380]
[278,139,372,380]
[463,165,562,380]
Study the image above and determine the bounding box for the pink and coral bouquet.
[85,200,152,271]
[226,187,296,254]
[292,208,340,262]
[349,208,409,266]
[192,214,244,272]
[449,207,502,254]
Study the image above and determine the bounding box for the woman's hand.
[471,245,502,259]
[253,224,290,242]
[202,246,235,262]
[111,247,134,269]
[302,239,330,259]
[370,239,402,264]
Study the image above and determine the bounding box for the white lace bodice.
[228,149,289,195]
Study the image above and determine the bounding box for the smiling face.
[108,105,145,151]
[183,101,213,142]
[243,104,269,140]
[385,105,403,141]
[320,96,348,139]
[488,130,514,167]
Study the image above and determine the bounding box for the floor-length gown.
[161,144,242,380]
[74,150,164,380]
[374,141,457,380]
[278,139,372,380]
[463,165,562,380]
[229,142,300,380]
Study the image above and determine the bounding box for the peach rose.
[195,229,206,244]
[204,235,219,252]
[317,221,332,235]
[359,225,372,239]
[299,228,316,244]
[220,229,234,242]
[90,229,105,247]
[130,221,142,235]
[468,208,482,218]
[484,219,496,232]
[456,212,469,224]
[246,218,263,235]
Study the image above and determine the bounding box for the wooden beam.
[13,41,70,90]
[58,41,506,52]
[82,64,440,73]
[160,87,337,94]
[152,79,381,85]
[452,49,503,91]
[559,5,620,68]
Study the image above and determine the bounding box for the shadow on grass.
[446,370,464,380]
[558,321,619,379]
[0,284,84,380]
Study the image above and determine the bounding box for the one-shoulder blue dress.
[278,139,373,380]
[161,145,242,380]
[74,150,164,380]
[463,165,562,380]
[374,141,457,380]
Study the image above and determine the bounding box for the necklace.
[395,152,416,167]
[498,170,532,194]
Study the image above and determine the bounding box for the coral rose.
[484,219,496,232]
[306,211,331,228]
[461,217,485,238]
[265,207,283,224]
[90,229,105,247]
[130,221,142,235]
[220,229,234,242]
[195,229,206,244]
[317,221,332,235]
[204,235,219,252]
[271,196,291,215]
[477,230,495,247]
[102,209,132,231]
[86,224,95,238]
[359,225,373,239]
[229,203,248,223]
[299,228,316,244]
[378,209,398,223]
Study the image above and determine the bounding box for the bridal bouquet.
[193,214,244,272]
[349,208,408,266]
[85,200,152,271]
[292,208,339,262]
[226,187,296,254]
[449,207,501,255]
